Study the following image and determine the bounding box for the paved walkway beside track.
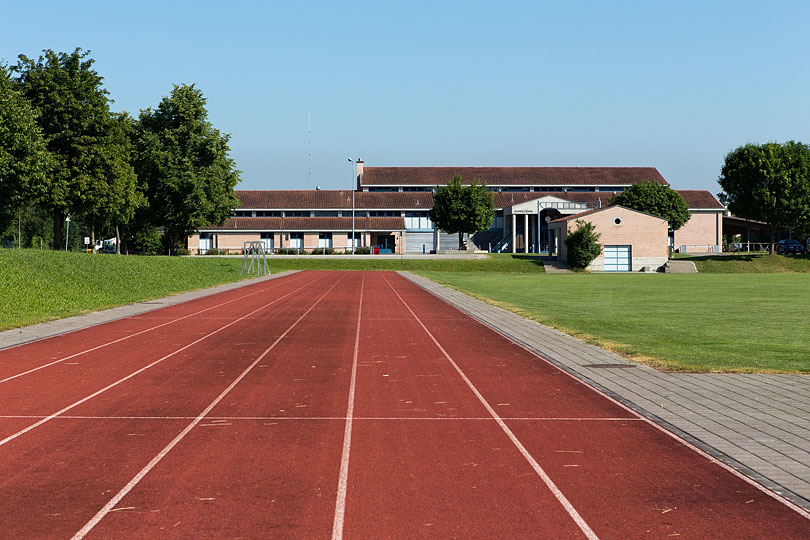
[401,271,810,512]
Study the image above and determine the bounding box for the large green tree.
[0,65,50,238]
[609,181,691,231]
[429,174,495,249]
[12,48,135,249]
[133,84,239,251]
[719,141,810,254]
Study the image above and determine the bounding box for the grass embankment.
[683,253,810,273]
[0,249,250,330]
[418,271,810,374]
[258,253,545,273]
[0,250,544,330]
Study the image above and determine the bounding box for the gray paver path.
[400,271,810,513]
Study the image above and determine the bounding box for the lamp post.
[348,158,356,254]
[65,215,71,251]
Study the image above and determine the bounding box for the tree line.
[0,48,239,254]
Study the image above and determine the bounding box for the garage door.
[406,232,434,253]
[604,245,631,272]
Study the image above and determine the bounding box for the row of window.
[231,210,421,218]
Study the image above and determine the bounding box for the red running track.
[0,270,808,539]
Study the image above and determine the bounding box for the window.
[289,232,303,249]
[232,210,251,217]
[259,232,274,251]
[318,232,332,248]
[256,211,281,217]
[286,211,310,217]
[404,211,433,230]
[369,210,399,217]
[314,211,338,217]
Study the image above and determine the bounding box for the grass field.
[684,252,810,273]
[0,250,251,330]
[418,271,810,373]
[0,250,543,330]
[3,249,809,373]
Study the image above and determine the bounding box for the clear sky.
[3,1,809,193]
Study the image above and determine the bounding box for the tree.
[0,65,50,238]
[12,48,128,249]
[565,220,602,270]
[82,112,141,253]
[429,174,495,249]
[133,84,239,251]
[609,181,690,231]
[718,141,810,254]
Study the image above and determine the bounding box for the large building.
[189,161,724,258]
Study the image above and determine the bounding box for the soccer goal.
[241,241,270,275]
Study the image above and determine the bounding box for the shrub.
[354,247,371,255]
[311,247,335,255]
[131,229,162,256]
[176,248,191,256]
[565,220,602,270]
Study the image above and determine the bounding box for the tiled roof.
[550,205,666,223]
[491,191,610,207]
[235,190,433,210]
[201,216,405,232]
[361,167,668,186]
[675,190,724,209]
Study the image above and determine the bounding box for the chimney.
[355,158,364,189]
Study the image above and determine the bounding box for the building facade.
[189,162,725,258]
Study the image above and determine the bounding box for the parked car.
[776,239,806,255]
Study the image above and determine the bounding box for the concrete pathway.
[400,271,810,512]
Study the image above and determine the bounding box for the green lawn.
[417,271,810,373]
[0,249,251,330]
[5,249,809,374]
[0,250,543,330]
[685,253,810,273]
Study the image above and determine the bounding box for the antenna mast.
[308,111,312,190]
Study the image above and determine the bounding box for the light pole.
[348,158,356,254]
[65,215,71,251]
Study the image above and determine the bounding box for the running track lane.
[0,271,807,538]
[0,271,345,538]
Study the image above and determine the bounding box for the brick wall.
[674,211,722,252]
[556,206,668,270]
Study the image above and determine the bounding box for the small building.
[549,205,669,272]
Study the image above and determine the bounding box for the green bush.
[131,229,163,255]
[565,220,602,270]
[354,247,371,255]
[176,248,191,256]
[311,247,335,255]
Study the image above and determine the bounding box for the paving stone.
[400,271,810,513]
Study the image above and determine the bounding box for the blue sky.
[3,1,809,193]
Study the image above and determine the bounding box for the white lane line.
[495,331,810,522]
[0,272,306,384]
[0,273,330,450]
[332,274,364,540]
[71,273,348,540]
[0,415,641,422]
[382,274,600,540]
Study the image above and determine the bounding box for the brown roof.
[675,190,724,209]
[550,205,666,223]
[236,190,433,210]
[361,167,668,187]
[236,189,620,211]
[202,216,405,232]
[491,191,610,207]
